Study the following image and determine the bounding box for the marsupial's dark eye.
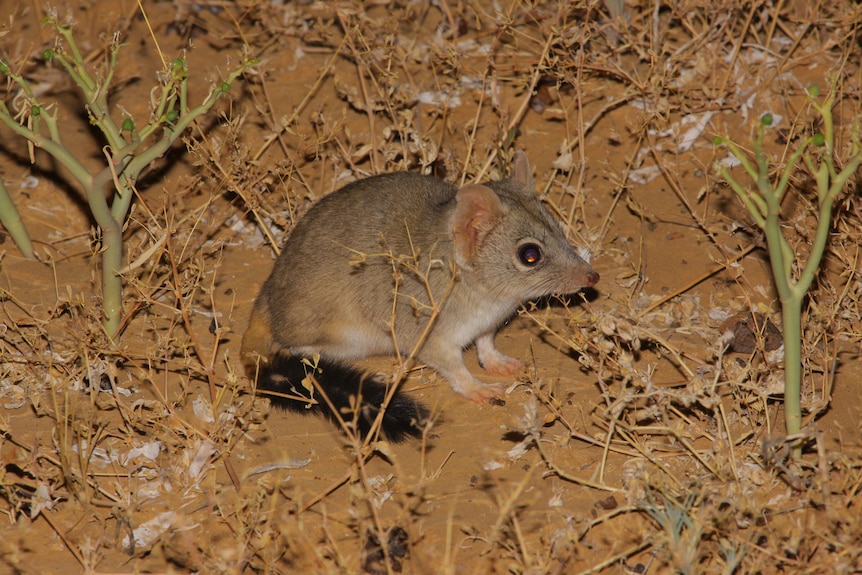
[517,243,543,266]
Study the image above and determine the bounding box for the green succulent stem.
[717,85,862,459]
[0,179,34,259]
[0,19,253,340]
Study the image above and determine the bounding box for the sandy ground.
[1,1,861,573]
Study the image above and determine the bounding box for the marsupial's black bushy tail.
[256,352,429,442]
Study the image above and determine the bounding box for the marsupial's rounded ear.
[450,184,504,270]
[509,150,534,192]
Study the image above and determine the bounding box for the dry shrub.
[1,1,861,573]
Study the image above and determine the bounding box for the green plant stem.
[0,105,93,186]
[780,292,803,447]
[101,219,124,337]
[719,93,862,459]
[0,179,35,259]
[0,21,254,340]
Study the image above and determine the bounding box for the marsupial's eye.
[517,243,543,267]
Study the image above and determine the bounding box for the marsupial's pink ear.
[451,184,504,270]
